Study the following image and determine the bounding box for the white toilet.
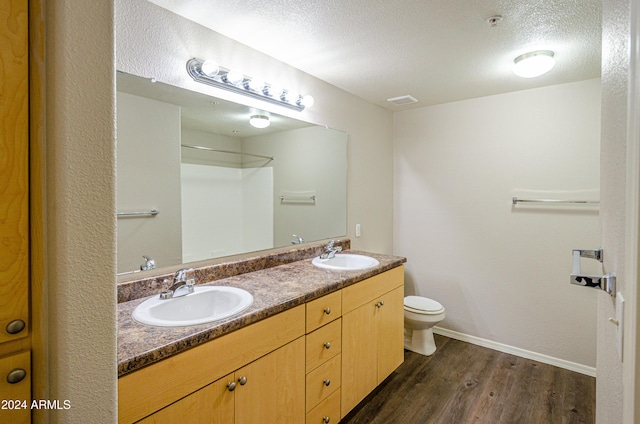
[404,296,445,356]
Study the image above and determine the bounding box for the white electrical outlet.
[355,224,361,237]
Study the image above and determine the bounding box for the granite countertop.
[117,249,406,377]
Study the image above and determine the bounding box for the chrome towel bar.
[117,209,159,218]
[181,144,274,161]
[512,197,599,205]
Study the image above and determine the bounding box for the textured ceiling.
[147,0,602,110]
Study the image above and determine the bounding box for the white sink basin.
[132,286,253,327]
[312,254,380,271]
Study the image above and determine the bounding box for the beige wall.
[599,0,629,422]
[394,79,601,370]
[46,1,117,422]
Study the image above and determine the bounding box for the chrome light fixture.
[249,115,270,129]
[513,50,555,78]
[187,58,314,111]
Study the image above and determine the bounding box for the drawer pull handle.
[6,368,26,384]
[376,300,385,308]
[324,342,331,349]
[6,319,25,335]
[227,381,236,391]
[324,307,331,315]
[238,376,247,385]
[323,417,331,423]
[323,379,331,387]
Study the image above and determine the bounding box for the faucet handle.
[140,255,156,271]
[174,267,194,282]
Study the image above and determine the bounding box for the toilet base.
[404,327,437,356]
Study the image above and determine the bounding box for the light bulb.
[200,60,219,77]
[225,69,244,85]
[249,115,270,129]
[513,50,555,78]
[300,95,315,108]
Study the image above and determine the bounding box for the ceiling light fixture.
[249,115,270,129]
[513,50,555,78]
[187,58,314,111]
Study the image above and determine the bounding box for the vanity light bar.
[186,58,314,112]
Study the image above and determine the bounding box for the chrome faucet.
[292,234,304,245]
[320,240,342,259]
[140,255,156,271]
[160,268,195,300]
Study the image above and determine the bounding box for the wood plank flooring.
[341,335,595,424]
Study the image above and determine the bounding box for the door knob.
[6,368,26,384]
[6,319,25,335]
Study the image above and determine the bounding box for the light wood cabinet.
[0,351,30,424]
[341,266,404,417]
[0,2,31,423]
[304,291,342,424]
[118,305,305,423]
[119,266,405,424]
[235,337,305,424]
[138,373,235,424]
[140,337,305,424]
[0,0,30,346]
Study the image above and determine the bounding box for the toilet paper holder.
[570,248,616,296]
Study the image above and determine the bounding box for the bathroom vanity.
[117,242,405,423]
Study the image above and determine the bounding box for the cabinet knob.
[6,319,26,335]
[376,300,385,308]
[323,379,331,387]
[324,307,331,315]
[6,368,26,384]
[324,342,331,349]
[323,417,331,423]
[238,376,247,386]
[227,381,236,391]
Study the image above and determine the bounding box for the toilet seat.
[404,296,444,315]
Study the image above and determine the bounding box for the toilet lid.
[404,296,444,314]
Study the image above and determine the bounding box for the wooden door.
[341,302,377,417]
[235,337,305,424]
[138,373,235,424]
[0,0,29,345]
[376,286,404,384]
[0,351,30,424]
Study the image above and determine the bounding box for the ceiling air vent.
[387,95,418,106]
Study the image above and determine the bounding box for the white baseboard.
[432,327,597,377]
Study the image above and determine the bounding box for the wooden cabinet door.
[341,302,377,417]
[0,351,30,424]
[376,286,404,384]
[0,0,29,345]
[137,372,234,423]
[235,336,305,424]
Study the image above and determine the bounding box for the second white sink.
[133,286,253,327]
[312,254,380,271]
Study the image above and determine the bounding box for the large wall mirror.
[116,72,347,275]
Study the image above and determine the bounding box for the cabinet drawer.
[306,389,340,424]
[306,318,341,372]
[305,354,341,411]
[306,291,342,333]
[342,266,404,313]
[0,350,30,424]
